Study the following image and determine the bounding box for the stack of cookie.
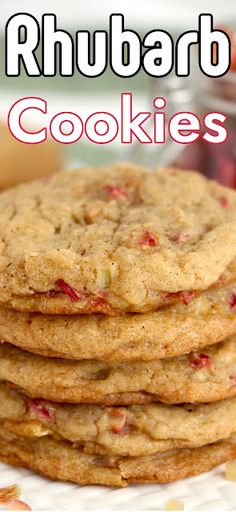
[0,164,236,487]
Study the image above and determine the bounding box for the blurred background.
[0,0,236,187]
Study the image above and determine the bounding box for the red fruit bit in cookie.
[109,409,127,434]
[139,230,158,247]
[55,279,85,302]
[179,291,195,305]
[91,291,107,309]
[218,195,229,208]
[170,232,191,244]
[229,293,236,309]
[5,381,18,390]
[164,292,176,301]
[107,185,128,199]
[229,375,236,387]
[164,291,194,305]
[27,399,54,423]
[170,233,182,244]
[47,289,58,298]
[190,353,213,370]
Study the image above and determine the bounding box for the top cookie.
[0,163,236,314]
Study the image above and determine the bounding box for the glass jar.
[130,69,236,188]
[187,70,236,187]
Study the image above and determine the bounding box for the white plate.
[1,462,236,510]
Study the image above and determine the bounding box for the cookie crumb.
[164,499,184,510]
[0,485,21,503]
[225,461,236,481]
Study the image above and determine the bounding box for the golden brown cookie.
[1,282,236,362]
[0,124,62,190]
[0,426,235,487]
[1,337,236,405]
[0,165,236,314]
[1,383,236,457]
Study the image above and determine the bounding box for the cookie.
[1,282,236,362]
[1,337,236,405]
[0,124,62,190]
[0,165,236,314]
[1,383,236,457]
[0,426,236,486]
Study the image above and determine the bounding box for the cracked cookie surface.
[1,164,236,313]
